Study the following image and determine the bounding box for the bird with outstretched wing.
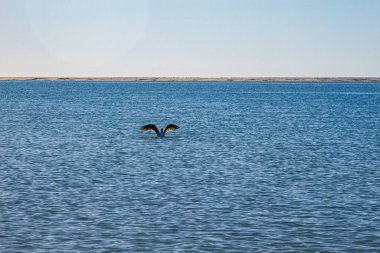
[140,124,180,137]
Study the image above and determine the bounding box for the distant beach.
[1,77,380,82]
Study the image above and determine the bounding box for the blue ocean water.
[0,81,379,252]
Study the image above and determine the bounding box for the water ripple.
[0,81,379,252]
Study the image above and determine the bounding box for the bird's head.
[160,128,164,133]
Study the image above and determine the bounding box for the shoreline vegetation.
[0,77,380,82]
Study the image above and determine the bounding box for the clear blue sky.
[0,0,379,77]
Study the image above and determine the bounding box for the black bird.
[140,124,180,137]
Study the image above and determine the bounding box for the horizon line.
[1,77,380,82]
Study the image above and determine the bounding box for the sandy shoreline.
[1,77,380,82]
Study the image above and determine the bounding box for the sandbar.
[0,77,379,82]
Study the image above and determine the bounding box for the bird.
[140,124,180,137]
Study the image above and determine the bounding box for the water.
[0,81,379,252]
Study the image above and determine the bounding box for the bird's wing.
[140,124,159,135]
[164,124,180,133]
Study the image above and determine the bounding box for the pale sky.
[0,0,379,77]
